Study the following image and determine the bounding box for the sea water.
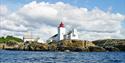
[0,50,125,63]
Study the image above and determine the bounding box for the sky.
[0,0,125,41]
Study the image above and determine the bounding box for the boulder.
[114,45,125,51]
[48,42,57,51]
[88,46,106,52]
[104,46,120,51]
[27,42,48,51]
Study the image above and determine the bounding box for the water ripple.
[0,50,125,63]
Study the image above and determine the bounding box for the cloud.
[0,1,125,41]
[0,13,28,32]
[0,5,8,16]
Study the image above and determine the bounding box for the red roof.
[58,22,64,28]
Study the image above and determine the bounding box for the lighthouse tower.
[58,22,65,41]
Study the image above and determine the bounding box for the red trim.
[58,22,64,28]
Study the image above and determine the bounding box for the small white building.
[38,39,46,43]
[23,36,39,42]
[48,22,78,42]
[23,32,39,42]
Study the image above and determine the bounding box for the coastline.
[0,39,125,52]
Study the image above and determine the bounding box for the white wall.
[69,29,78,39]
[24,38,37,42]
[58,27,65,41]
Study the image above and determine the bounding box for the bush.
[0,36,23,43]
[0,37,6,43]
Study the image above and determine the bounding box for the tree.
[0,36,23,43]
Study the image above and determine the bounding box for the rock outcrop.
[93,39,125,51]
[59,40,95,48]
[1,39,125,52]
[57,39,95,52]
[88,46,106,52]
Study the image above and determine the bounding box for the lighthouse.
[47,21,79,42]
[58,22,66,41]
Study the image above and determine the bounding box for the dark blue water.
[0,50,125,63]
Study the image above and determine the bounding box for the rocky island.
[0,36,125,52]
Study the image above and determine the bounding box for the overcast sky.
[0,0,125,41]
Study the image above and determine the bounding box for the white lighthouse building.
[58,22,66,41]
[48,22,79,42]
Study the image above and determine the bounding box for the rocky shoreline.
[0,39,125,52]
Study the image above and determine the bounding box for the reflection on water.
[0,50,125,63]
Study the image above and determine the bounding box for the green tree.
[0,36,23,43]
[0,37,6,43]
[6,36,23,42]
